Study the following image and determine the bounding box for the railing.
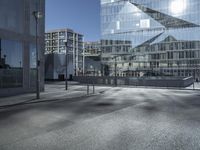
[73,76,194,88]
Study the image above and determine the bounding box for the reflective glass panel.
[0,39,23,88]
[0,0,24,33]
[30,44,36,87]
[101,0,200,79]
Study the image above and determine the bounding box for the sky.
[45,0,101,41]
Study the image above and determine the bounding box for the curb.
[0,93,102,109]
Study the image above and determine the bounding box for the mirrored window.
[0,39,23,88]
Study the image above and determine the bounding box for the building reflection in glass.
[0,39,23,88]
[101,0,200,80]
[29,44,36,87]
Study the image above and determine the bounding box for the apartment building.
[45,29,84,80]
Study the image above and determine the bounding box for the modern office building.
[84,41,101,55]
[0,0,45,96]
[84,41,102,76]
[100,0,200,79]
[101,39,132,76]
[45,29,84,80]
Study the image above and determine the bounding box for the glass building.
[101,0,200,79]
[0,0,45,96]
[84,41,102,76]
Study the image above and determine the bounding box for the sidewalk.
[0,81,199,108]
[0,82,106,108]
[185,82,200,90]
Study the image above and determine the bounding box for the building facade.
[45,29,84,80]
[84,41,101,55]
[0,0,45,96]
[101,0,200,79]
[84,41,102,76]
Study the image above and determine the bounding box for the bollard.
[93,84,95,94]
[87,84,89,95]
[193,81,195,90]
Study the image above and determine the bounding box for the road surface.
[0,85,200,150]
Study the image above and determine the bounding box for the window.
[29,44,36,87]
[0,0,24,33]
[0,39,23,88]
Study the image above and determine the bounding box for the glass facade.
[0,0,24,33]
[101,0,200,79]
[84,42,102,76]
[0,39,23,88]
[30,44,36,87]
[0,0,45,95]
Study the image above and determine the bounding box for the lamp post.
[64,41,68,90]
[33,11,43,99]
[114,56,117,86]
[111,55,118,86]
[83,39,85,76]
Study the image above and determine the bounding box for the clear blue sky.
[45,0,100,41]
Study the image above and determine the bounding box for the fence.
[73,76,194,88]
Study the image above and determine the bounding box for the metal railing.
[73,76,194,88]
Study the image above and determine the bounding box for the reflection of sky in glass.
[101,0,200,48]
[1,40,22,68]
[170,0,187,15]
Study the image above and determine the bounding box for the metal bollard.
[87,84,89,95]
[193,82,195,90]
[93,84,95,94]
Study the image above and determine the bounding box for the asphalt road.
[0,86,200,150]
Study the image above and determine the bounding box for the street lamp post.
[33,11,43,99]
[83,39,85,76]
[111,56,118,86]
[114,56,117,86]
[64,41,68,90]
